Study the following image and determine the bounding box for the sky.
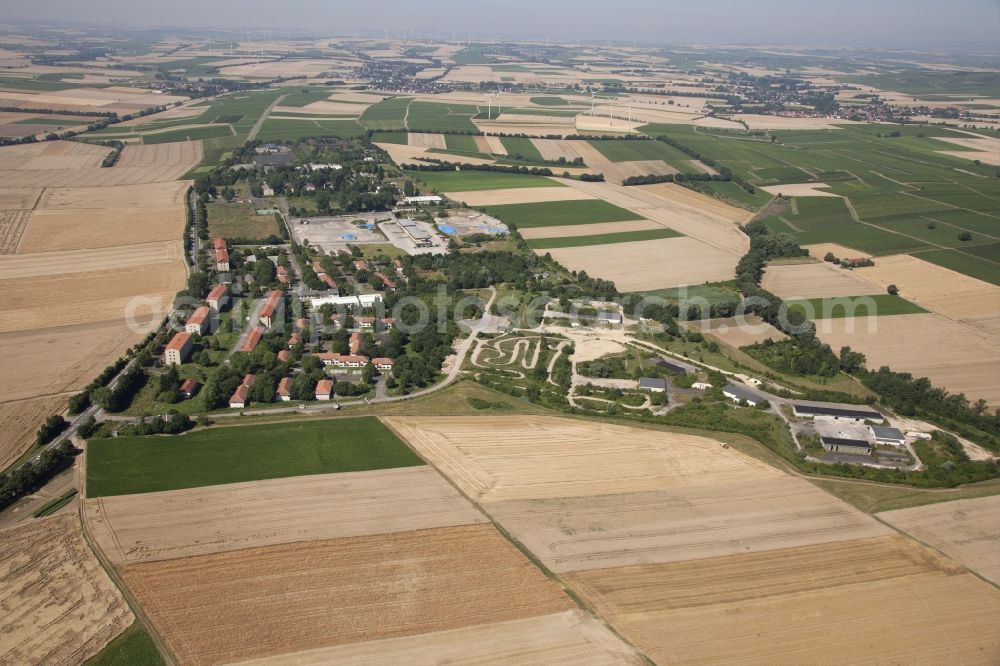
[4,0,999,52]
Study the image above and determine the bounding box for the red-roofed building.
[206,284,229,311]
[277,377,293,401]
[276,265,289,284]
[319,273,338,291]
[185,306,211,335]
[214,239,230,271]
[372,357,395,371]
[288,331,301,348]
[180,378,200,399]
[315,379,334,401]
[228,374,256,409]
[277,349,291,362]
[295,318,309,332]
[377,273,397,290]
[354,259,370,272]
[241,326,265,353]
[165,332,193,366]
[349,331,364,354]
[259,290,283,328]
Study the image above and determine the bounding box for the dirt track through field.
[878,495,1000,585]
[123,525,572,666]
[0,515,134,666]
[384,416,776,502]
[566,535,1000,666]
[87,467,488,564]
[230,611,644,666]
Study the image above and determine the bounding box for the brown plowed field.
[122,525,572,666]
[878,495,1000,585]
[486,477,888,573]
[18,207,185,252]
[87,467,489,564]
[232,611,644,666]
[0,515,134,666]
[383,416,774,502]
[567,535,1000,665]
[0,395,67,469]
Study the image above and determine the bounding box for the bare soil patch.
[567,535,1000,666]
[384,416,773,502]
[233,610,643,666]
[760,182,839,197]
[87,467,488,564]
[0,515,133,666]
[0,187,41,209]
[122,525,571,666]
[762,261,881,299]
[879,495,1000,585]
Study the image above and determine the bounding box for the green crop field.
[527,227,680,249]
[405,170,565,192]
[142,124,233,144]
[11,116,85,125]
[500,107,580,117]
[279,88,334,107]
[0,76,78,91]
[256,118,366,142]
[359,96,411,129]
[406,101,480,132]
[479,199,643,228]
[371,130,408,144]
[444,134,483,153]
[787,197,855,230]
[784,295,926,320]
[586,139,692,169]
[530,96,571,105]
[914,249,1000,286]
[86,417,424,497]
[83,623,163,666]
[499,136,545,161]
[687,181,774,209]
[635,283,741,304]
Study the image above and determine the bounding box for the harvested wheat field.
[487,476,887,573]
[37,180,189,209]
[407,132,447,149]
[520,219,662,240]
[0,320,146,402]
[0,208,30,253]
[815,312,1000,406]
[633,182,753,224]
[760,182,839,197]
[87,467,488,564]
[0,515,134,666]
[233,610,643,666]
[480,134,507,154]
[531,138,583,162]
[2,261,184,332]
[122,525,571,666]
[0,395,67,469]
[855,253,1000,337]
[445,185,593,207]
[566,535,1000,666]
[545,236,736,291]
[0,240,181,278]
[693,315,788,347]
[0,186,41,209]
[802,242,873,260]
[375,141,494,166]
[762,261,881,299]
[116,141,203,175]
[878,495,1000,585]
[0,139,110,170]
[18,207,185,252]
[384,416,769,502]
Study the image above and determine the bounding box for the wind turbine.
[495,85,508,118]
[485,91,497,120]
[608,96,618,126]
[589,88,596,116]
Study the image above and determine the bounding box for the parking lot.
[289,212,391,253]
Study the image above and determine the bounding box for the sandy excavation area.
[762,261,882,299]
[383,416,773,502]
[86,467,488,564]
[486,475,888,573]
[815,313,1000,406]
[123,525,571,666]
[855,253,1000,337]
[445,185,593,207]
[233,610,643,666]
[566,535,1000,666]
[0,515,134,666]
[878,495,1000,585]
[545,236,737,291]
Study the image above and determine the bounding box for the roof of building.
[372,357,395,366]
[277,377,293,396]
[214,238,227,250]
[207,284,228,301]
[638,377,668,390]
[166,332,192,351]
[792,403,883,420]
[187,305,211,327]
[277,350,291,362]
[653,358,694,374]
[241,326,264,352]
[259,290,283,320]
[723,384,767,403]
[871,425,905,440]
[315,379,334,395]
[229,384,250,405]
[315,353,368,364]
[180,378,200,393]
[820,436,872,450]
[598,311,622,321]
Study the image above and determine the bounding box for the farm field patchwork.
[0,515,134,666]
[915,248,1000,287]
[878,495,1000,585]
[359,96,411,129]
[565,535,1000,666]
[406,101,480,132]
[121,525,572,666]
[255,118,365,142]
[86,417,424,497]
[86,466,488,564]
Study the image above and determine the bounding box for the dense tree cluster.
[0,442,77,511]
